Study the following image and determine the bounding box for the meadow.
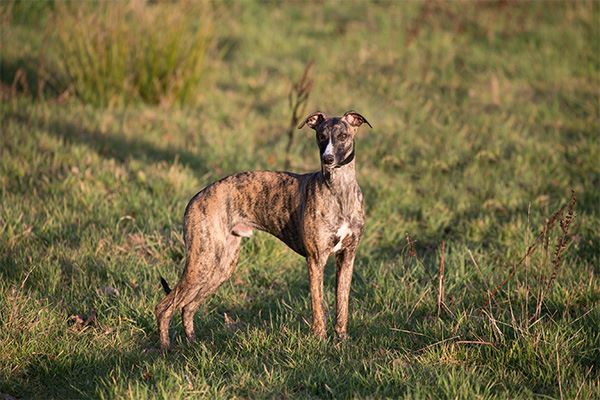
[1,1,598,398]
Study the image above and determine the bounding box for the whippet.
[156,110,371,350]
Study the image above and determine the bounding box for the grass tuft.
[51,1,211,106]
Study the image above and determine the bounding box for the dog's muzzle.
[322,154,335,165]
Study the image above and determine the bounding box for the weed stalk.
[284,60,314,169]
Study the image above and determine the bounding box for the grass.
[1,1,599,398]
[1,1,211,106]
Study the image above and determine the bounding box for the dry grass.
[50,1,211,106]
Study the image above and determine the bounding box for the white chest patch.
[333,223,352,252]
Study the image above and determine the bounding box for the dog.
[156,110,371,350]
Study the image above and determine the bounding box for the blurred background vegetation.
[2,0,211,106]
[1,0,599,398]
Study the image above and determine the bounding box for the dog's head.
[298,111,371,169]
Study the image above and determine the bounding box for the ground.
[1,1,598,398]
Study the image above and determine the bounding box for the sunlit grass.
[1,1,599,398]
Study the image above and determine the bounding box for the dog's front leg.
[334,248,356,341]
[306,255,327,338]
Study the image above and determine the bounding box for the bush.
[52,1,211,106]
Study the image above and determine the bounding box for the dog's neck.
[321,157,358,195]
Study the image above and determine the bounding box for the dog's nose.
[322,155,335,165]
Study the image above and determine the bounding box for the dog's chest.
[332,222,353,253]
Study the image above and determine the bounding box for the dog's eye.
[317,134,327,142]
[338,133,348,141]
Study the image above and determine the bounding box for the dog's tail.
[160,276,172,295]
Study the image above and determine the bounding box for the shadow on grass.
[3,228,596,398]
[0,262,376,398]
[0,56,64,99]
[361,178,599,269]
[6,110,211,182]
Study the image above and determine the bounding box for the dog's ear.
[343,111,372,128]
[298,111,326,130]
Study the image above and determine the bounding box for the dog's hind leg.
[155,290,177,350]
[155,271,200,350]
[181,234,242,343]
[156,239,213,350]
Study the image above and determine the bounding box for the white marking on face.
[333,222,351,252]
[323,139,334,157]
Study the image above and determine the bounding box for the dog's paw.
[334,331,349,345]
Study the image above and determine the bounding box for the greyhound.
[156,110,371,350]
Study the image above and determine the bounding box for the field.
[1,1,599,398]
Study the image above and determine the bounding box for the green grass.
[1,1,599,398]
[0,1,211,106]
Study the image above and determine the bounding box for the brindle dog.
[156,111,371,350]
